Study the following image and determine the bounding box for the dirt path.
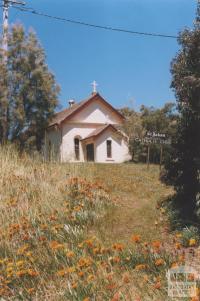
[77,163,173,245]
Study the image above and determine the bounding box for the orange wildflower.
[84,239,94,248]
[66,251,75,258]
[123,274,130,283]
[152,241,161,249]
[38,236,47,242]
[57,270,66,277]
[16,270,26,277]
[131,235,141,243]
[154,281,161,289]
[175,242,182,250]
[155,259,165,266]
[171,262,179,268]
[78,257,93,268]
[87,274,95,282]
[111,292,120,301]
[71,282,78,289]
[93,247,101,255]
[66,267,76,274]
[27,269,39,277]
[17,244,29,255]
[112,243,124,252]
[49,241,64,250]
[27,288,35,294]
[135,264,147,270]
[78,271,84,278]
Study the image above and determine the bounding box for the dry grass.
[68,163,173,244]
[0,146,198,301]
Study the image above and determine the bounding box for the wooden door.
[86,144,94,162]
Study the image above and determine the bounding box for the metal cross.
[91,80,98,93]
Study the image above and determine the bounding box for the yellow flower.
[87,274,95,282]
[66,267,75,274]
[17,244,29,255]
[7,272,13,278]
[189,238,196,247]
[16,260,24,267]
[6,267,13,273]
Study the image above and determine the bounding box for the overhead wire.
[7,5,178,39]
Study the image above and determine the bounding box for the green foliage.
[0,25,60,150]
[140,103,177,164]
[119,103,177,163]
[163,3,200,224]
[119,107,144,161]
[179,226,199,247]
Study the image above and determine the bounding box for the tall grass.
[0,146,198,301]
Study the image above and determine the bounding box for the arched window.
[74,138,80,160]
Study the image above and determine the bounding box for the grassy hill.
[0,147,197,300]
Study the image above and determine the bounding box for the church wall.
[61,123,98,162]
[95,129,130,163]
[69,99,123,125]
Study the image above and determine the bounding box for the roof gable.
[48,93,124,128]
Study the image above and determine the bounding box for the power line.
[10,5,178,39]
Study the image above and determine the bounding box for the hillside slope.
[1,147,189,301]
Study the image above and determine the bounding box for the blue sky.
[6,0,197,111]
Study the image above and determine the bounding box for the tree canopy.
[0,25,60,151]
[163,3,200,225]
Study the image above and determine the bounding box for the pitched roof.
[81,124,122,141]
[48,92,125,128]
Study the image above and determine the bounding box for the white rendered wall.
[95,129,130,163]
[69,99,123,125]
[61,123,98,162]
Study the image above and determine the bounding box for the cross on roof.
[91,80,98,93]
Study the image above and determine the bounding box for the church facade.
[45,91,130,163]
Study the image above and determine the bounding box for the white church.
[45,83,130,163]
